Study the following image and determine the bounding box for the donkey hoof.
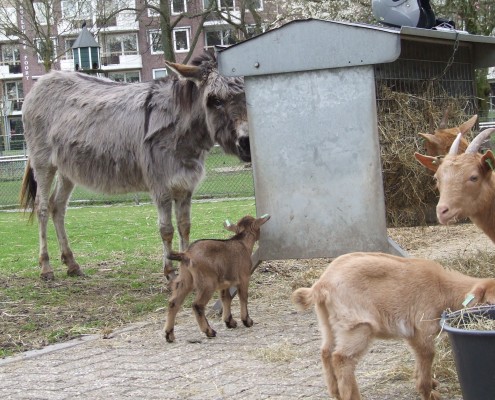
[242,317,253,327]
[206,329,217,338]
[40,271,55,281]
[67,268,84,277]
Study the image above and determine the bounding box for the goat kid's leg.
[50,175,82,277]
[238,280,253,327]
[164,272,193,343]
[221,289,237,328]
[156,197,175,279]
[315,303,340,399]
[192,287,217,338]
[407,336,440,400]
[332,323,373,400]
[33,167,56,280]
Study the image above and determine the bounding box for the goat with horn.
[415,127,495,242]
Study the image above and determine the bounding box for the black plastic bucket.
[440,305,495,400]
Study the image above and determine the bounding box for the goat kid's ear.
[414,152,440,172]
[468,281,495,306]
[224,219,238,233]
[419,133,440,146]
[165,61,202,85]
[481,150,495,174]
[255,214,271,228]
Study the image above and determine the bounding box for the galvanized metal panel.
[218,19,401,77]
[249,66,391,261]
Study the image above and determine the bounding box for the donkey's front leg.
[156,197,175,279]
[174,192,192,253]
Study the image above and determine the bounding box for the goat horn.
[439,108,450,129]
[465,128,495,154]
[448,132,463,155]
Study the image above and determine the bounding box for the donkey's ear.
[165,61,202,85]
[414,152,441,172]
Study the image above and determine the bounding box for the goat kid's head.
[224,214,270,240]
[415,128,495,225]
[165,54,251,163]
[418,113,477,157]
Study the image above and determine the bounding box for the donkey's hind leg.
[34,166,57,280]
[50,174,81,277]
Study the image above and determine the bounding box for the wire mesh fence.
[0,145,254,208]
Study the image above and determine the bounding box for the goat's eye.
[208,96,224,109]
[469,175,478,182]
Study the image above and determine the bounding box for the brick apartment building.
[0,0,274,153]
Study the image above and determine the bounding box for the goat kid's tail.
[19,159,37,222]
[291,287,315,311]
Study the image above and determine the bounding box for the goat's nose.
[437,205,449,215]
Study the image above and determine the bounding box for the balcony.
[0,62,22,78]
[101,53,142,70]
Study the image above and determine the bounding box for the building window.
[0,44,20,74]
[35,37,58,64]
[4,80,24,112]
[153,68,168,79]
[205,28,237,48]
[63,37,77,60]
[61,0,92,23]
[33,2,55,26]
[0,8,18,36]
[101,33,138,64]
[203,0,263,11]
[171,0,186,14]
[149,30,163,54]
[107,71,140,83]
[173,28,190,52]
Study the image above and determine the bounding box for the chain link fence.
[0,144,254,209]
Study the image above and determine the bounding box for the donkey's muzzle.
[238,136,251,162]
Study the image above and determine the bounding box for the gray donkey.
[20,51,251,280]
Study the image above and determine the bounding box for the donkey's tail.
[19,159,37,222]
[167,251,189,263]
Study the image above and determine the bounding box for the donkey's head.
[165,52,251,162]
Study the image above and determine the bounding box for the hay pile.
[376,81,476,227]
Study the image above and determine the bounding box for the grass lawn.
[0,199,256,357]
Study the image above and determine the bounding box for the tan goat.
[164,214,270,342]
[291,252,495,400]
[415,127,495,242]
[419,112,476,157]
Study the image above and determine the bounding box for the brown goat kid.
[164,214,270,342]
[292,252,495,400]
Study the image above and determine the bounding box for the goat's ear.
[481,150,495,174]
[224,219,237,233]
[419,133,440,145]
[459,114,478,134]
[414,152,441,172]
[255,214,271,229]
[468,282,488,304]
[165,61,202,85]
